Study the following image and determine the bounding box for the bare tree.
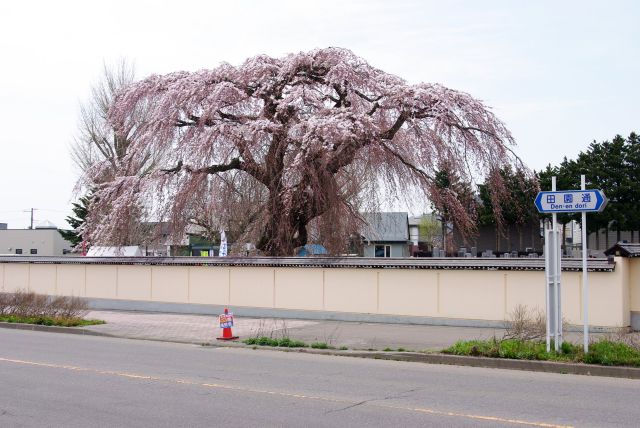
[86,48,523,256]
[71,60,164,246]
[73,60,132,180]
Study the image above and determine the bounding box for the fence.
[0,256,634,328]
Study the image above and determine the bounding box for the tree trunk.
[256,187,312,256]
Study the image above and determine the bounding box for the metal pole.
[581,175,589,353]
[552,177,560,351]
[544,221,551,352]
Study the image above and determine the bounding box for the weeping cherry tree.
[85,48,522,256]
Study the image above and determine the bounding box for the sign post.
[552,177,561,352]
[535,179,606,353]
[581,175,589,353]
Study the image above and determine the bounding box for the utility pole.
[23,208,38,229]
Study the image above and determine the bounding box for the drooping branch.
[161,158,243,175]
[378,142,434,182]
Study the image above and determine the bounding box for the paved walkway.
[82,310,535,351]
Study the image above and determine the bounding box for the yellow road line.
[0,357,572,428]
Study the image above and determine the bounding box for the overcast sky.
[0,0,638,229]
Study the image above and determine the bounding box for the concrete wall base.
[631,312,640,331]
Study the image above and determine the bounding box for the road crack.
[324,400,369,414]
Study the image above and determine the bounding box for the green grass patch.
[0,314,105,327]
[242,337,307,348]
[310,342,329,349]
[583,340,640,366]
[443,338,640,367]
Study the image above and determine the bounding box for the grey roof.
[361,212,409,242]
[604,242,640,258]
[0,255,615,272]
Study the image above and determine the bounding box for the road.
[0,329,638,427]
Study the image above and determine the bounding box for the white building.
[0,221,72,256]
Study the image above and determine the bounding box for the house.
[361,212,410,257]
[408,213,443,256]
[0,221,72,256]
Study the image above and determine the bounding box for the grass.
[443,338,640,367]
[243,337,346,350]
[0,314,105,327]
[243,337,307,348]
[310,342,329,349]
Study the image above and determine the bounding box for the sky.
[0,0,638,229]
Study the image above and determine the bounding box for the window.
[374,244,391,257]
[15,249,22,254]
[30,249,37,255]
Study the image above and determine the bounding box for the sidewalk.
[81,310,592,351]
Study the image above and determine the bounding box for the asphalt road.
[1,329,639,427]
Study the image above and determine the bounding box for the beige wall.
[0,259,631,327]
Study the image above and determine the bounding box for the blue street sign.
[534,189,607,213]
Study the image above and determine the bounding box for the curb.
[4,323,640,379]
[0,322,108,337]
[234,346,640,379]
[333,351,640,379]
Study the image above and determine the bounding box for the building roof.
[361,212,409,242]
[86,246,143,257]
[35,220,57,229]
[0,255,615,272]
[604,242,640,258]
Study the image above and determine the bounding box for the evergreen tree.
[59,195,91,247]
[540,132,640,247]
[478,166,539,250]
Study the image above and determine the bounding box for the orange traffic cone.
[217,308,239,341]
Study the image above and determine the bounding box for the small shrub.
[257,336,279,346]
[561,341,580,355]
[311,342,328,349]
[383,347,393,352]
[0,290,96,327]
[397,348,406,352]
[278,338,307,348]
[339,346,348,350]
[444,340,498,357]
[503,305,546,341]
[604,328,640,352]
